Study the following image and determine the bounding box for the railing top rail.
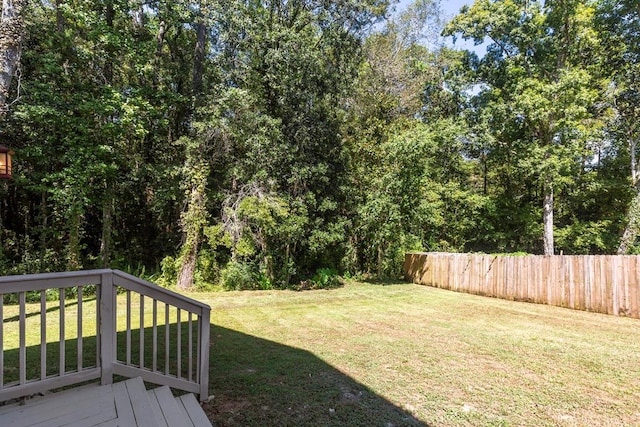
[0,269,112,284]
[0,269,111,293]
[0,269,210,313]
[112,270,210,312]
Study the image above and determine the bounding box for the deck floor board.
[0,377,211,427]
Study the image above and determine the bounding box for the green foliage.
[220,261,256,291]
[194,249,222,291]
[157,256,178,289]
[310,268,342,289]
[2,0,638,287]
[295,268,342,291]
[444,0,609,255]
[555,220,616,254]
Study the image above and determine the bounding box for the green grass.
[198,281,640,426]
[4,281,640,426]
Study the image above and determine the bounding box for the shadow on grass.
[2,296,96,323]
[1,321,199,390]
[205,324,429,427]
[2,320,429,426]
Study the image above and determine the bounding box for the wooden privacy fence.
[404,252,640,319]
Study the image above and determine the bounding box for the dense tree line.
[0,0,636,289]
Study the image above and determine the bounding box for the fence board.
[631,257,639,318]
[404,253,640,319]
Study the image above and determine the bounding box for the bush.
[156,256,178,288]
[194,249,221,291]
[296,267,342,290]
[254,272,274,290]
[220,261,256,290]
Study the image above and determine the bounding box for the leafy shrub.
[194,249,221,291]
[220,261,255,290]
[254,272,273,290]
[156,256,178,288]
[295,267,342,291]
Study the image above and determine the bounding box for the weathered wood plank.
[123,377,156,427]
[29,388,115,427]
[113,270,209,313]
[1,268,210,406]
[630,257,639,318]
[177,393,212,427]
[93,420,120,427]
[147,388,170,427]
[148,386,183,427]
[0,382,108,426]
[112,380,136,426]
[0,378,211,427]
[404,252,640,319]
[113,363,200,394]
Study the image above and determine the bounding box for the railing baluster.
[126,290,131,366]
[59,288,65,376]
[139,294,144,368]
[0,295,3,389]
[40,291,46,380]
[19,292,26,385]
[196,314,200,385]
[177,309,181,378]
[100,271,115,386]
[0,270,210,402]
[96,284,101,370]
[112,285,117,364]
[77,286,83,372]
[188,312,193,381]
[199,308,210,402]
[164,303,169,375]
[152,299,157,372]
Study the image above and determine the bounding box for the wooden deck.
[0,377,211,427]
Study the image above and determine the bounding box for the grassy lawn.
[198,281,640,426]
[3,281,640,426]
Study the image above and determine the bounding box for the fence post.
[100,270,114,385]
[198,308,210,402]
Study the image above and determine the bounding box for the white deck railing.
[0,269,210,402]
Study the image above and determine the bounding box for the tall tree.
[343,0,484,276]
[176,1,211,291]
[445,0,603,255]
[597,0,640,254]
[192,0,390,285]
[0,0,26,118]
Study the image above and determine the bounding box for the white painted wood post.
[100,270,114,385]
[198,308,210,402]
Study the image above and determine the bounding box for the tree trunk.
[617,137,640,255]
[67,206,83,270]
[617,192,640,255]
[55,0,65,32]
[156,20,166,57]
[176,16,208,291]
[39,191,47,267]
[192,19,206,99]
[377,243,384,278]
[543,182,554,255]
[176,178,206,290]
[104,0,114,84]
[100,181,114,268]
[0,0,26,118]
[177,239,198,290]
